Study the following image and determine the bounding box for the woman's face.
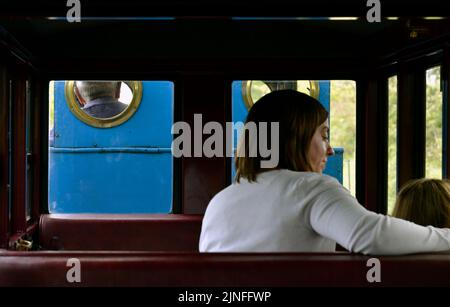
[307,120,334,173]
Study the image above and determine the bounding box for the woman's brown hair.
[392,179,450,228]
[235,90,328,182]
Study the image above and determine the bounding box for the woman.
[393,179,450,228]
[199,90,450,255]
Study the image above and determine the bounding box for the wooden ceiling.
[1,0,449,75]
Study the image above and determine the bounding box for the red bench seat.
[1,251,450,287]
[39,214,203,251]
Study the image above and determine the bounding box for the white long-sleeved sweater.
[199,169,450,255]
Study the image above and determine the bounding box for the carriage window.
[232,80,356,192]
[48,80,174,213]
[425,66,443,179]
[387,76,398,214]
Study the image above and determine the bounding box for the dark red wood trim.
[379,79,389,213]
[0,63,9,248]
[30,76,42,221]
[444,47,450,179]
[11,66,27,234]
[356,78,388,213]
[397,66,426,189]
[181,75,227,214]
[375,78,389,214]
[42,58,369,80]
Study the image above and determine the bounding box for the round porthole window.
[241,80,320,110]
[65,80,143,128]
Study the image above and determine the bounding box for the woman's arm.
[308,178,450,255]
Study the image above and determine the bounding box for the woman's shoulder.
[281,169,340,186]
[227,169,341,194]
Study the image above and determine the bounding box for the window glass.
[48,80,173,213]
[425,66,443,179]
[387,76,398,214]
[330,80,356,196]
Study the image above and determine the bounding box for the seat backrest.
[39,214,203,251]
[1,251,450,286]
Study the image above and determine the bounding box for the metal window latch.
[26,152,33,162]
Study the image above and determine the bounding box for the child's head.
[393,178,450,228]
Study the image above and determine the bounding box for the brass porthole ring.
[241,80,320,110]
[64,80,143,128]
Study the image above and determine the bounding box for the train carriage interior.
[1,0,450,287]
